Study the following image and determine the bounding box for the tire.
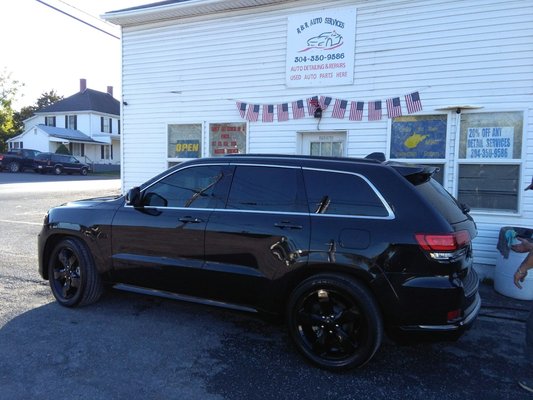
[48,238,103,307]
[8,162,20,173]
[80,167,88,176]
[287,274,383,370]
[54,166,63,175]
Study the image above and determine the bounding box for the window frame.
[454,110,526,215]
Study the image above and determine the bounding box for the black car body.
[0,148,41,172]
[38,154,480,369]
[34,152,91,175]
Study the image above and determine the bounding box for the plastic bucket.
[494,251,533,300]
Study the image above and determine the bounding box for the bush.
[55,144,70,154]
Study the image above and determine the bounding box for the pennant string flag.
[368,100,382,121]
[319,96,332,110]
[386,97,402,118]
[349,101,364,121]
[277,103,289,122]
[307,96,320,116]
[236,101,247,118]
[332,99,348,119]
[245,104,260,122]
[405,91,423,114]
[262,104,274,123]
[292,100,305,119]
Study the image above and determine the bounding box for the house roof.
[38,125,107,144]
[103,0,284,26]
[37,89,120,116]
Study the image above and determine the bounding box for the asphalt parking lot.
[0,171,531,399]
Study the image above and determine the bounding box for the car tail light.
[447,309,461,322]
[415,230,471,261]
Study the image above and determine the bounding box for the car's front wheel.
[80,167,88,176]
[48,238,103,307]
[287,274,383,370]
[54,166,63,175]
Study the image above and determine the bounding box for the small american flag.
[319,96,332,111]
[236,101,247,118]
[292,100,305,119]
[405,91,423,114]
[332,99,348,119]
[307,96,319,116]
[349,101,364,121]
[368,100,382,121]
[245,104,260,122]
[386,97,402,118]
[277,103,289,122]
[262,104,274,123]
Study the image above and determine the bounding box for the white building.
[8,79,121,171]
[104,0,533,275]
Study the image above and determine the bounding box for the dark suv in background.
[34,153,91,175]
[38,154,479,370]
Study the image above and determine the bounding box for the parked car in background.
[0,148,41,172]
[34,153,91,175]
[38,153,479,370]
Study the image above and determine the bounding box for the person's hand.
[514,267,528,289]
[511,237,533,253]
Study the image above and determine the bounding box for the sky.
[0,0,149,109]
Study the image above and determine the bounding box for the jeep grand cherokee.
[38,154,479,370]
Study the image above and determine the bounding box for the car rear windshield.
[415,178,468,224]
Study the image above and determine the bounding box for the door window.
[226,166,307,212]
[143,165,227,208]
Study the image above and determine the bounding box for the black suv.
[38,154,479,370]
[34,153,91,175]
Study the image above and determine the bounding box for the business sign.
[174,140,200,158]
[466,127,514,159]
[390,116,447,159]
[209,123,247,157]
[286,7,356,87]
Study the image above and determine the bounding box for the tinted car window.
[226,166,306,212]
[303,169,389,217]
[415,178,467,224]
[143,165,225,208]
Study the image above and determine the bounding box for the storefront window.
[168,124,202,159]
[390,115,447,184]
[457,112,523,212]
[209,123,246,157]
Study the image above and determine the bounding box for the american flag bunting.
[292,100,305,119]
[262,104,274,122]
[386,97,402,118]
[236,101,247,118]
[332,99,348,119]
[319,96,332,110]
[277,103,289,122]
[405,91,423,114]
[368,100,382,121]
[307,96,320,116]
[349,101,364,121]
[245,104,260,122]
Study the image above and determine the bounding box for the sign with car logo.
[286,6,356,87]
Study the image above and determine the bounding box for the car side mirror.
[126,187,142,207]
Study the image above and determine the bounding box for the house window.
[209,123,247,157]
[45,116,56,127]
[101,117,112,133]
[118,119,121,135]
[101,145,112,160]
[65,115,77,130]
[70,143,85,157]
[457,112,524,213]
[168,124,202,159]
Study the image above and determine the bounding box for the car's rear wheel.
[48,238,103,307]
[54,166,63,175]
[287,274,383,370]
[8,162,20,173]
[80,167,88,176]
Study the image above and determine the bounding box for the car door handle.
[179,216,203,223]
[274,221,303,230]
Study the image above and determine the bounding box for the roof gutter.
[102,0,287,26]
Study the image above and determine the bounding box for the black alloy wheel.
[48,238,103,307]
[80,167,88,176]
[287,274,383,370]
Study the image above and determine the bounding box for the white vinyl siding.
[117,0,533,270]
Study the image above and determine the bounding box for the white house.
[8,79,121,171]
[103,0,533,275]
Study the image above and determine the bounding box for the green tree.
[55,144,70,155]
[0,70,23,151]
[13,90,63,133]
